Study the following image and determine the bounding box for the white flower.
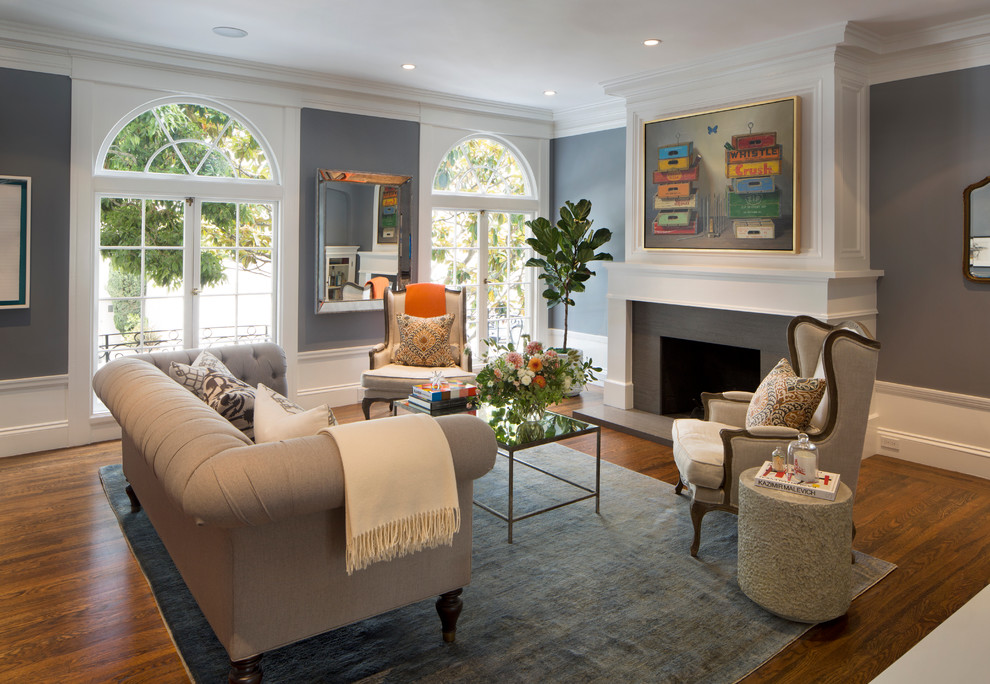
[521,375,532,386]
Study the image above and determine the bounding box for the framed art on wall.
[0,176,30,308]
[643,96,800,253]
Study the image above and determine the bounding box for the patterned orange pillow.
[392,313,457,367]
[745,358,826,430]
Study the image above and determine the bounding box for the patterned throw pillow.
[254,383,337,443]
[745,358,827,430]
[168,351,232,396]
[391,313,457,367]
[201,368,257,440]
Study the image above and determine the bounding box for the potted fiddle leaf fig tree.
[525,198,613,394]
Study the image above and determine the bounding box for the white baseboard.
[547,329,608,387]
[870,381,990,480]
[0,375,70,458]
[295,346,370,409]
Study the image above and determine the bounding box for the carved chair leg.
[361,397,374,420]
[675,477,685,495]
[125,483,141,511]
[689,500,708,557]
[436,588,463,643]
[228,654,263,684]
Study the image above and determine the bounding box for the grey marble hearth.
[573,405,677,446]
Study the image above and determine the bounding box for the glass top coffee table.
[475,405,601,543]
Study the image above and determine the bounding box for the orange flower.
[533,375,547,388]
[527,357,543,372]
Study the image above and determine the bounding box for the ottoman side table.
[737,466,854,623]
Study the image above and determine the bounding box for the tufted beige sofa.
[93,342,497,683]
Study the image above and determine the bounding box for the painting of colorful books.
[642,96,800,253]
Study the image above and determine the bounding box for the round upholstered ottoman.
[737,467,853,623]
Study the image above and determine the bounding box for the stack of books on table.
[407,382,478,416]
[753,461,841,501]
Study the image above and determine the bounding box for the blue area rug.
[100,444,894,683]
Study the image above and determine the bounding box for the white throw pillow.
[254,383,336,443]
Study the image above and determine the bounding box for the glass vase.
[515,406,546,443]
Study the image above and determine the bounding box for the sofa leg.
[229,654,263,684]
[361,397,374,420]
[436,588,463,643]
[125,483,141,511]
[674,477,685,495]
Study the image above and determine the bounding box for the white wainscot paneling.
[870,382,990,480]
[547,329,608,387]
[0,375,69,458]
[295,346,371,409]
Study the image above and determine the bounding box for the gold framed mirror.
[964,175,990,282]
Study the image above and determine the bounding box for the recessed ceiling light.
[402,64,416,70]
[213,26,248,38]
[544,90,556,96]
[643,38,661,46]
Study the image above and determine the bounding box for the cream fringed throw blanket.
[319,414,460,575]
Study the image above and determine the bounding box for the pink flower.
[506,351,523,368]
[526,340,543,355]
[544,349,557,358]
[493,368,503,379]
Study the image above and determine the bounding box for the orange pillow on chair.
[404,283,447,317]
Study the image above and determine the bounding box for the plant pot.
[555,347,585,397]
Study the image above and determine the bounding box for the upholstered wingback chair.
[672,316,880,556]
[361,283,475,419]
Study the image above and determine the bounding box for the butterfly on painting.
[707,125,718,135]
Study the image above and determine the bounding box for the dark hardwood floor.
[1,389,987,682]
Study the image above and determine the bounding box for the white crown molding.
[552,99,627,138]
[0,20,553,126]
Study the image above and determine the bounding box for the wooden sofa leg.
[125,483,141,511]
[436,588,463,643]
[229,654,263,684]
[361,397,374,420]
[675,477,685,495]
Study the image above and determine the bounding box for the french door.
[431,208,534,355]
[97,196,275,365]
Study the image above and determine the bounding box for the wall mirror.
[316,169,412,313]
[964,176,990,282]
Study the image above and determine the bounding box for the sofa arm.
[369,343,389,369]
[182,414,497,527]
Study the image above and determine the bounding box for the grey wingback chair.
[672,316,881,556]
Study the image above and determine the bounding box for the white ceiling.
[2,0,989,113]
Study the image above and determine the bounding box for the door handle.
[191,288,201,295]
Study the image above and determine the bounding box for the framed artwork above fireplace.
[642,96,800,254]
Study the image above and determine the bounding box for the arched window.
[103,103,271,179]
[430,137,537,352]
[96,102,278,365]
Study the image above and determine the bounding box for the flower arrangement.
[475,336,569,423]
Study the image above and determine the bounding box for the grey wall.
[549,128,626,338]
[298,109,419,352]
[0,68,71,380]
[870,65,990,399]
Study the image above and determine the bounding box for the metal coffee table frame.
[473,409,601,543]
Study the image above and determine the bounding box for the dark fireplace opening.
[660,337,761,417]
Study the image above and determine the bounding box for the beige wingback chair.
[672,316,880,556]
[361,283,475,419]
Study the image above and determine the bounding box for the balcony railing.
[97,325,271,364]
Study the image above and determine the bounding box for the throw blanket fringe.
[320,414,460,575]
[347,508,461,574]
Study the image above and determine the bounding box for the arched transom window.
[104,103,271,180]
[433,137,528,196]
